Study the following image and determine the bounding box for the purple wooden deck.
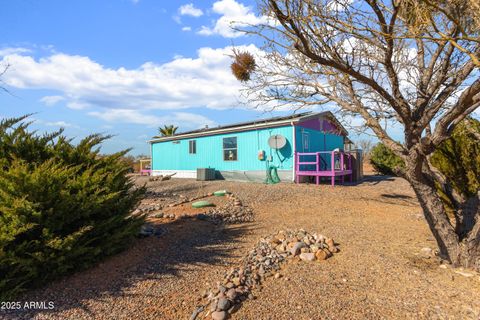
[295,151,352,186]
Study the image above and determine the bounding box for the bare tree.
[401,0,480,66]
[0,63,10,94]
[236,0,480,270]
[356,139,374,159]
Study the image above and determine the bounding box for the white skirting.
[151,169,293,182]
[151,170,197,178]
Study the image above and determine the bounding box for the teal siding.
[152,125,294,171]
[295,126,344,152]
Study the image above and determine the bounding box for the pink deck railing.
[140,169,152,176]
[295,151,352,186]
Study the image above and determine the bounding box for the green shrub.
[0,116,145,299]
[370,143,404,175]
[430,118,480,198]
[370,118,480,210]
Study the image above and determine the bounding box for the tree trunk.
[461,218,480,271]
[403,153,459,259]
[404,153,480,270]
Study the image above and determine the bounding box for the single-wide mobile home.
[149,111,350,182]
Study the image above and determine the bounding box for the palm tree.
[158,125,178,137]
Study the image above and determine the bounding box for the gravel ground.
[2,175,480,320]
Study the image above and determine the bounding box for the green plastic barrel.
[192,200,215,208]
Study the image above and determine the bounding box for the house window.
[223,137,237,161]
[189,140,196,154]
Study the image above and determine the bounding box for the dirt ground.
[3,174,480,320]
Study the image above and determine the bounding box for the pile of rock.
[135,191,255,239]
[144,190,179,198]
[131,204,162,217]
[132,191,179,215]
[133,191,196,216]
[204,203,254,224]
[191,229,338,320]
[138,223,167,237]
[201,193,254,224]
[150,212,176,219]
[148,173,176,181]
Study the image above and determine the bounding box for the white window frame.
[223,137,238,161]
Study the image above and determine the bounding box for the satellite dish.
[268,134,287,149]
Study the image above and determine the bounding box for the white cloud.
[33,118,78,128]
[0,44,263,111]
[39,95,64,106]
[179,3,203,17]
[88,109,216,129]
[198,0,272,38]
[182,26,192,32]
[173,15,182,24]
[45,120,74,128]
[197,26,214,36]
[0,47,32,57]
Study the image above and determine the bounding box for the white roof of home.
[149,111,348,143]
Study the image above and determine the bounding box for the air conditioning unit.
[197,168,216,181]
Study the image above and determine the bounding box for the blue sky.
[1,0,381,156]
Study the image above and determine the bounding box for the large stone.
[226,288,237,300]
[326,238,335,248]
[196,213,208,220]
[211,311,228,320]
[152,212,164,218]
[329,246,339,253]
[190,306,203,320]
[232,277,241,286]
[270,237,282,245]
[139,225,154,236]
[210,300,218,312]
[315,249,331,261]
[297,231,306,239]
[299,252,316,261]
[454,269,476,277]
[258,266,265,275]
[290,242,307,256]
[217,298,231,311]
[153,228,164,236]
[420,247,433,258]
[326,238,338,253]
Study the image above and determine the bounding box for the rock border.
[133,191,254,237]
[191,229,339,320]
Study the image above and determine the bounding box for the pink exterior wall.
[297,117,343,135]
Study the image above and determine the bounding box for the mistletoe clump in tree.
[232,0,480,270]
[231,51,256,82]
[0,116,145,299]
